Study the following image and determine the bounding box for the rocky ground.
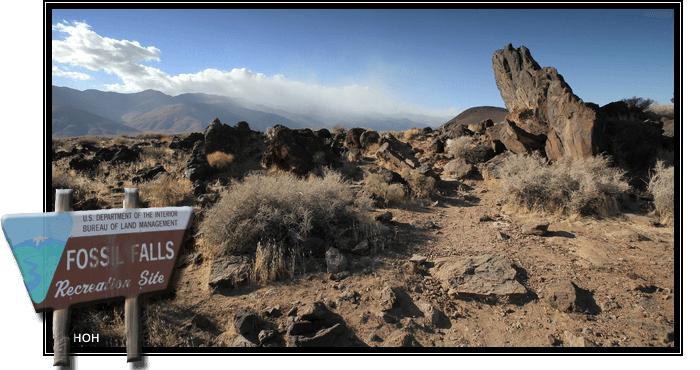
[156,175,675,350]
[53,130,675,352]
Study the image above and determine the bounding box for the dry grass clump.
[52,164,83,191]
[198,169,382,282]
[252,240,288,284]
[644,103,674,120]
[401,127,422,142]
[401,169,436,199]
[648,160,674,226]
[139,174,193,207]
[206,151,235,170]
[363,173,407,205]
[499,153,630,217]
[446,136,476,159]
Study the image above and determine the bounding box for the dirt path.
[154,176,674,349]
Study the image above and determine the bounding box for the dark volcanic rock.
[262,125,335,176]
[360,130,380,148]
[110,145,141,165]
[202,119,254,155]
[184,140,213,182]
[208,255,251,288]
[169,132,204,151]
[492,44,607,161]
[375,134,421,171]
[345,127,366,150]
[183,118,261,181]
[68,154,97,171]
[132,165,167,184]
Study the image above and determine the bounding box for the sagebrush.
[499,153,630,217]
[363,173,406,205]
[198,169,386,282]
[447,136,476,160]
[401,169,436,199]
[648,160,674,226]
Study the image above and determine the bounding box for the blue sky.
[51,7,676,120]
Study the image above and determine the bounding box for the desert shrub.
[645,103,675,120]
[402,127,422,142]
[446,136,476,159]
[252,240,287,284]
[52,164,82,191]
[363,173,407,205]
[198,169,384,281]
[139,175,192,207]
[206,151,235,170]
[648,160,674,226]
[401,169,436,199]
[622,96,654,112]
[499,153,630,217]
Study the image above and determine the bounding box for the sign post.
[124,188,141,363]
[1,188,193,363]
[53,189,73,367]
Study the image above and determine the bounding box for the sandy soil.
[144,173,675,350]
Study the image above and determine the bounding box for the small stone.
[545,281,579,312]
[547,334,557,346]
[479,214,494,222]
[410,254,428,265]
[325,247,349,274]
[379,286,398,311]
[258,329,274,344]
[521,222,549,236]
[233,310,257,335]
[563,330,593,347]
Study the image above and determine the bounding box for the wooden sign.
[2,206,193,312]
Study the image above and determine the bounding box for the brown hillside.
[439,106,509,132]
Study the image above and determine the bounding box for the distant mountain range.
[52,105,143,137]
[51,85,507,137]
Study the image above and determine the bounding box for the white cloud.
[52,21,459,120]
[52,65,91,80]
[52,21,161,73]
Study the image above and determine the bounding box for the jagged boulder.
[485,120,546,155]
[431,254,527,299]
[492,44,607,161]
[345,127,366,150]
[598,99,672,178]
[208,255,252,288]
[285,301,346,347]
[182,119,264,182]
[110,145,141,165]
[184,140,212,182]
[169,132,204,151]
[262,125,335,176]
[202,119,254,155]
[131,165,167,184]
[359,130,380,148]
[375,134,421,171]
[68,154,97,171]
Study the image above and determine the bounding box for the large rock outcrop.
[261,125,336,176]
[183,118,263,182]
[491,44,607,161]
